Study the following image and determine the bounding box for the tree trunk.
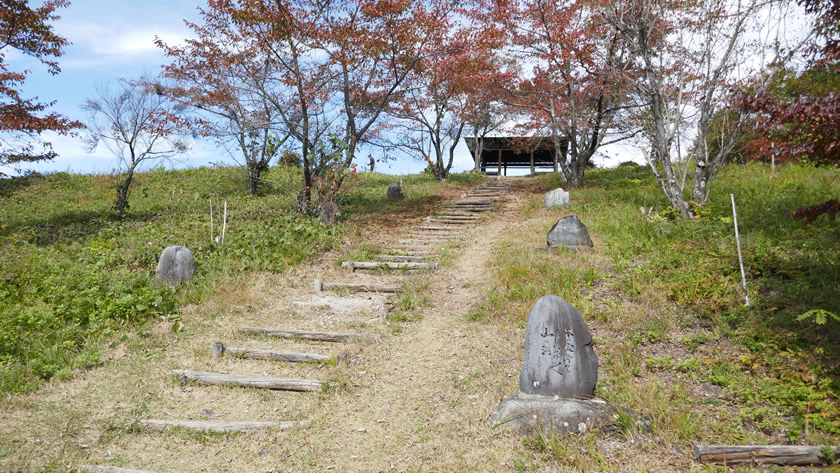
[115,166,135,220]
[693,161,712,206]
[248,166,261,196]
[369,155,375,172]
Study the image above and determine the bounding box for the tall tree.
[83,79,188,219]
[157,19,290,195]
[385,2,504,182]
[504,0,633,187]
[0,0,82,171]
[607,0,785,218]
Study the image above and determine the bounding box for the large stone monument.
[387,182,405,200]
[490,295,615,435]
[547,215,593,249]
[520,296,598,397]
[545,188,570,208]
[156,246,196,286]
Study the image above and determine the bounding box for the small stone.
[700,382,724,398]
[547,215,593,249]
[545,188,570,208]
[155,245,197,286]
[200,408,215,417]
[387,182,404,200]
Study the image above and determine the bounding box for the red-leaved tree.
[0,0,82,171]
[503,0,635,188]
[384,0,507,182]
[164,0,452,220]
[743,0,840,168]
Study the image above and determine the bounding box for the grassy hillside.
[0,165,482,394]
[474,162,840,456]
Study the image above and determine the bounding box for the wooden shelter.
[464,136,566,175]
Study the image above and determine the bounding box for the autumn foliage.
[0,0,82,169]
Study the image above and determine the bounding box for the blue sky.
[3,0,627,177]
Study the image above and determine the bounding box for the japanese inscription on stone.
[520,296,598,397]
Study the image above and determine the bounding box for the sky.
[1,0,632,177]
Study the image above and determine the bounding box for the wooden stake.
[730,194,750,306]
[172,370,326,392]
[221,200,227,246]
[694,445,840,466]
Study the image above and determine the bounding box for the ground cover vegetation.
[470,163,839,470]
[0,166,481,394]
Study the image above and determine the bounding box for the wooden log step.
[396,240,448,246]
[452,200,495,205]
[138,419,308,432]
[428,219,473,225]
[240,325,380,342]
[376,255,427,262]
[412,231,461,237]
[342,261,438,270]
[313,279,400,293]
[172,370,326,392]
[415,226,461,231]
[443,207,489,212]
[693,445,840,466]
[211,342,329,363]
[77,467,158,473]
[404,236,459,242]
[432,215,479,220]
[386,250,437,257]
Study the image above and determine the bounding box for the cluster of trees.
[3,0,839,221]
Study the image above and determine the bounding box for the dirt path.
[1,179,540,473]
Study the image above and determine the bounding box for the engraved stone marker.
[544,187,570,208]
[155,245,196,286]
[387,182,404,200]
[547,215,593,250]
[520,295,598,397]
[490,296,634,436]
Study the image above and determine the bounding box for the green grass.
[0,165,483,394]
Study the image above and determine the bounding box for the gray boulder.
[490,392,615,435]
[547,215,593,249]
[520,295,598,397]
[387,182,404,200]
[156,246,196,286]
[545,188,570,208]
